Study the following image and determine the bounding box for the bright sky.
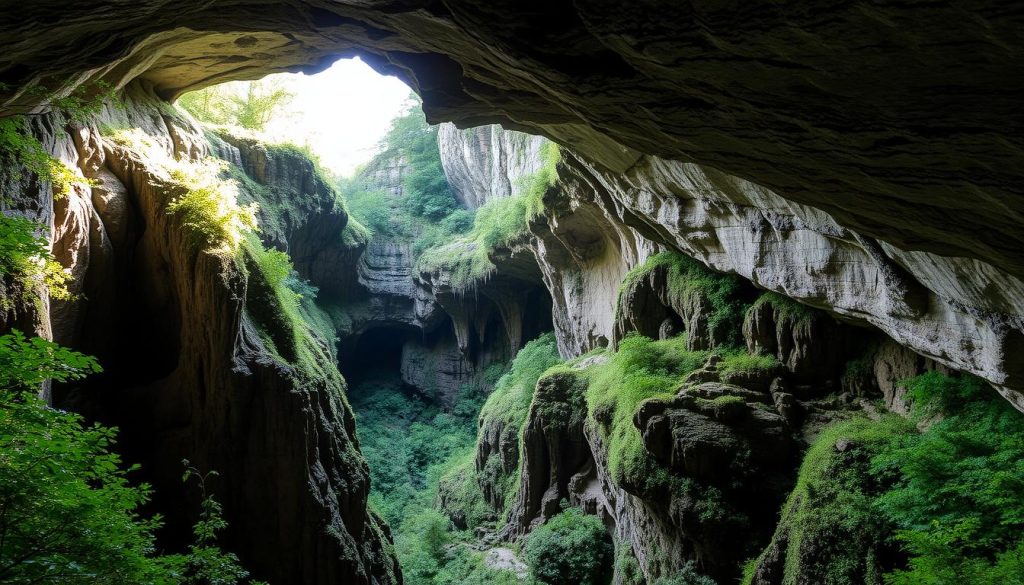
[260,57,413,177]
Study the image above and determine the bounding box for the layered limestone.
[437,124,547,209]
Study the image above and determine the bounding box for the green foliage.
[475,333,562,518]
[165,159,259,252]
[523,505,613,585]
[240,233,338,381]
[747,372,1024,585]
[0,389,172,584]
[0,329,101,389]
[414,143,560,293]
[177,78,295,132]
[747,416,912,585]
[617,252,749,346]
[0,332,262,585]
[872,372,1024,585]
[179,462,267,585]
[650,565,717,585]
[479,333,562,431]
[749,292,815,326]
[583,334,709,487]
[0,116,88,200]
[0,214,73,309]
[343,184,400,238]
[341,98,466,245]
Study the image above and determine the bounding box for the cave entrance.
[344,325,412,387]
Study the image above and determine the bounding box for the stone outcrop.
[438,124,547,210]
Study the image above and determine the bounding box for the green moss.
[239,233,341,386]
[717,349,781,376]
[616,252,749,346]
[478,333,562,430]
[414,143,560,293]
[743,416,914,585]
[749,291,815,326]
[580,334,709,487]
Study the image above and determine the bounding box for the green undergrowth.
[616,252,750,346]
[239,233,339,384]
[523,505,612,585]
[351,372,524,584]
[479,333,563,433]
[744,371,1024,585]
[0,331,265,585]
[749,291,815,326]
[0,82,111,202]
[575,333,779,489]
[476,333,563,522]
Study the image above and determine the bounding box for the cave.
[3,5,1024,585]
[345,326,411,385]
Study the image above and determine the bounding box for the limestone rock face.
[1,86,399,584]
[3,2,1023,410]
[546,153,1024,410]
[437,124,547,209]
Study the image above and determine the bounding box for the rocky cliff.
[0,85,399,584]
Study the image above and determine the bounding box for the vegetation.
[415,141,559,292]
[352,375,522,584]
[617,252,749,346]
[745,371,1024,585]
[476,333,562,517]
[340,98,466,244]
[478,333,562,431]
[873,372,1024,584]
[0,214,72,310]
[523,504,612,585]
[177,78,295,132]
[748,291,815,326]
[0,81,112,201]
[0,331,264,584]
[350,334,565,585]
[165,159,259,252]
[580,333,778,488]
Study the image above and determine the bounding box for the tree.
[0,332,170,584]
[0,331,266,584]
[523,505,613,585]
[177,78,295,132]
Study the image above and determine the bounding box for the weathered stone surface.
[1,87,400,584]
[437,123,547,209]
[3,2,1023,410]
[551,152,1024,409]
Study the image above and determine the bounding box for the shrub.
[0,116,87,200]
[165,159,259,252]
[0,214,72,310]
[0,331,263,585]
[524,505,613,585]
[872,372,1024,584]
